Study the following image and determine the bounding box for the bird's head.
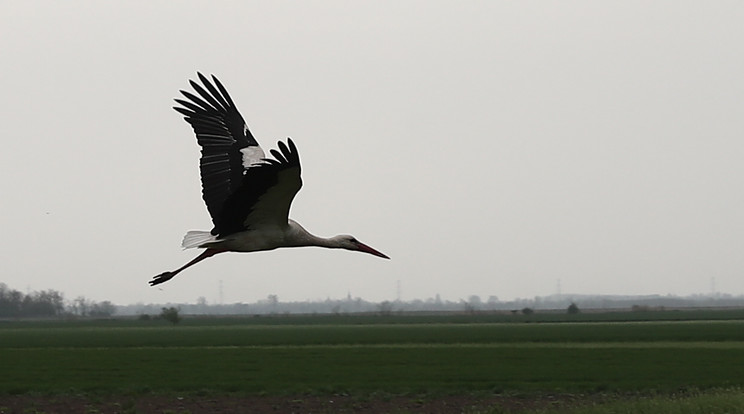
[332,235,390,259]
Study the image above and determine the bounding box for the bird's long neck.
[287,220,340,248]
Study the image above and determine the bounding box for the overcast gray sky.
[2,1,743,305]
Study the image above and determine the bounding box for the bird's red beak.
[356,241,390,259]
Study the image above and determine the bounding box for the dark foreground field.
[2,311,744,413]
[0,392,598,413]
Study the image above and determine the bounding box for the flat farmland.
[2,314,744,413]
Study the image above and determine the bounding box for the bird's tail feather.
[181,231,217,249]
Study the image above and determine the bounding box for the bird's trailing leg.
[149,248,225,286]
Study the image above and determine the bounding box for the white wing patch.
[241,146,265,169]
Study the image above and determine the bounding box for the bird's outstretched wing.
[173,73,265,234]
[217,139,302,237]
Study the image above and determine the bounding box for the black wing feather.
[173,73,261,233]
[270,149,287,163]
[197,73,231,110]
[189,80,226,113]
[213,76,238,109]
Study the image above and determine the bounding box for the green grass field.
[2,312,744,412]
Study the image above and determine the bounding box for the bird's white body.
[150,73,388,286]
[183,220,325,252]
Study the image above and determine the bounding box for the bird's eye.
[350,238,359,243]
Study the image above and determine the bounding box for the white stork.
[150,73,389,286]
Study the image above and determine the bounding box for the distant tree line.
[0,283,115,318]
[120,292,744,317]
[5,281,744,319]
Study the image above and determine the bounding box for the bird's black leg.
[149,249,225,286]
[149,271,176,286]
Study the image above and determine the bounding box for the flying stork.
[150,73,389,286]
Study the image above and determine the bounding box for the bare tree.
[72,296,91,317]
[90,301,116,317]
